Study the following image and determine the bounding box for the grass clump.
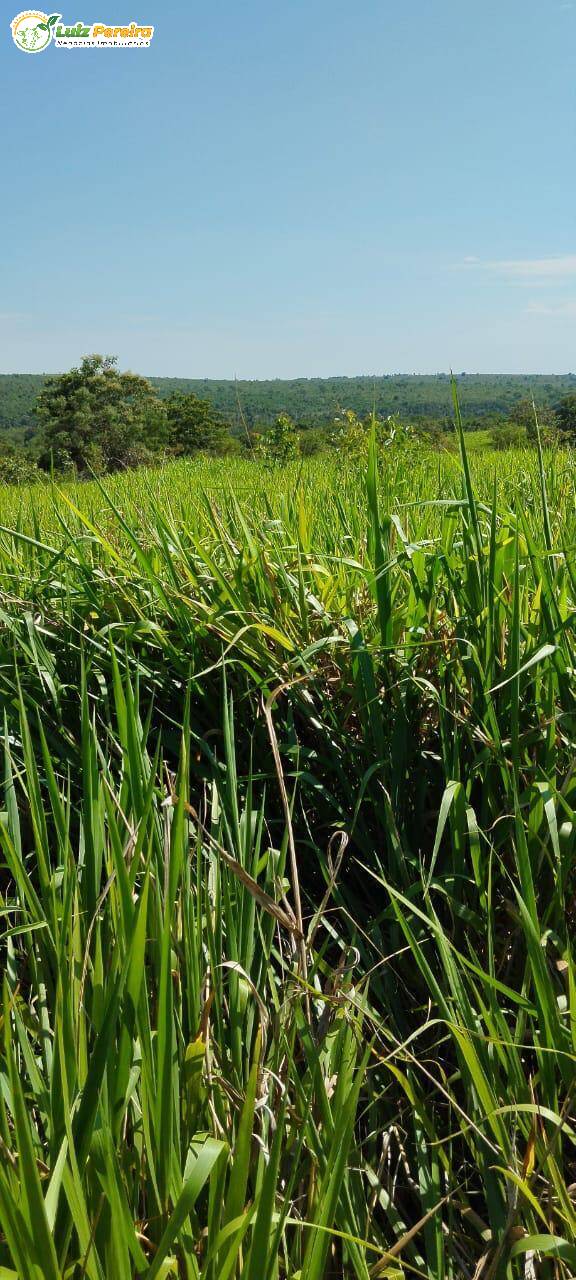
[0,427,575,1277]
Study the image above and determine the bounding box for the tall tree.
[507,397,557,441]
[166,393,233,455]
[36,354,166,474]
[556,394,576,441]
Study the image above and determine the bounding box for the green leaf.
[145,1137,226,1280]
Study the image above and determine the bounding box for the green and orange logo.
[11,10,154,50]
[11,11,59,52]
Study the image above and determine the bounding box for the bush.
[490,423,526,450]
[330,409,416,457]
[298,426,331,456]
[166,392,234,455]
[0,446,42,486]
[256,413,300,465]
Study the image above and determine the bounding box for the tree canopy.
[556,394,576,440]
[166,392,234,455]
[507,396,558,440]
[2,371,576,449]
[0,358,572,482]
[36,355,167,474]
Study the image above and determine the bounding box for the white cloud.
[495,256,576,279]
[465,255,576,282]
[526,299,576,318]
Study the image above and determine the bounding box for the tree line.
[1,354,576,483]
[1,368,576,444]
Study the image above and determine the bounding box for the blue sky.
[2,0,575,376]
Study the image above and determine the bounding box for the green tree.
[298,426,330,456]
[36,355,166,474]
[165,393,233,455]
[257,413,300,465]
[556,394,576,440]
[331,409,415,458]
[329,409,369,457]
[507,397,557,442]
[0,443,41,487]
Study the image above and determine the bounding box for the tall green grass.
[0,437,575,1277]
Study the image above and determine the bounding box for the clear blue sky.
[2,0,575,376]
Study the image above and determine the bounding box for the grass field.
[0,432,575,1278]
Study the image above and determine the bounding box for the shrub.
[257,412,300,464]
[0,446,42,486]
[490,423,526,449]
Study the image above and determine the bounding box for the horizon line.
[1,370,575,381]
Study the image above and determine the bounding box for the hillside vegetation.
[0,428,575,1277]
[1,370,576,441]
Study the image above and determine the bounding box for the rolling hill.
[1,371,575,444]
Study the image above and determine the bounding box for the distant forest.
[2,371,576,445]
